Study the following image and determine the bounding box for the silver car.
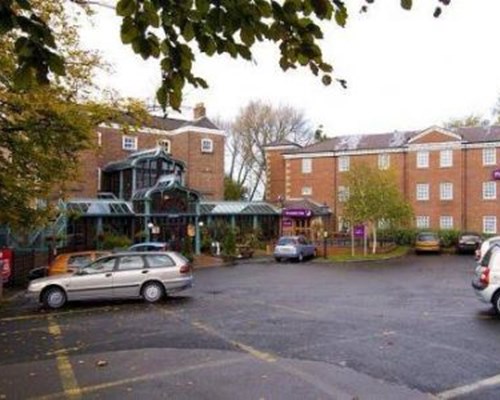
[27,252,193,309]
[273,235,316,262]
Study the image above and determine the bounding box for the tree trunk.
[363,224,367,256]
[372,225,377,254]
[351,224,355,256]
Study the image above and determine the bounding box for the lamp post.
[323,230,328,259]
[147,222,154,242]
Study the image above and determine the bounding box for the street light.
[323,230,328,259]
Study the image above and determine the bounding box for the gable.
[408,127,462,145]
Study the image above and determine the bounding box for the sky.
[78,1,500,137]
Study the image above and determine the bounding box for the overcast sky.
[79,1,500,137]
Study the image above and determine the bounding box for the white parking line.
[437,373,500,399]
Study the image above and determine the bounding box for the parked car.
[273,236,316,262]
[26,252,193,309]
[28,251,111,280]
[475,236,500,261]
[128,242,168,252]
[415,232,441,254]
[456,232,482,254]
[472,245,500,314]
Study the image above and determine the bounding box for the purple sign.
[493,169,500,180]
[354,225,365,238]
[282,218,293,228]
[283,208,312,218]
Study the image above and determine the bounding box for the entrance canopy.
[200,201,279,216]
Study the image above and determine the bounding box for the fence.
[9,249,50,287]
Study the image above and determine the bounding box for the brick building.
[265,126,500,235]
[72,103,225,201]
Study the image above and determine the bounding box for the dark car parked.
[456,232,482,254]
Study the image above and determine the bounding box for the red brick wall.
[265,149,288,202]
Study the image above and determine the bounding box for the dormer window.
[122,135,137,151]
[201,138,213,153]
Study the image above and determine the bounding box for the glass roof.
[199,202,279,215]
[65,200,134,216]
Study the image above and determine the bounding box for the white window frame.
[97,131,102,147]
[122,135,137,151]
[378,154,390,170]
[416,151,429,169]
[483,181,497,200]
[416,183,429,201]
[158,139,171,154]
[416,216,430,229]
[483,216,497,234]
[338,156,350,172]
[483,148,496,166]
[301,186,312,196]
[302,158,312,174]
[440,182,453,200]
[201,138,213,153]
[440,216,453,230]
[338,217,350,232]
[439,149,453,168]
[338,186,349,202]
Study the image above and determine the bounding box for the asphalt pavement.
[0,254,499,399]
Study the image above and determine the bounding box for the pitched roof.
[286,126,500,154]
[265,139,302,148]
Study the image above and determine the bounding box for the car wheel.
[142,281,164,303]
[42,286,66,309]
[493,291,500,315]
[298,253,304,262]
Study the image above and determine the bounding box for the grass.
[316,246,410,263]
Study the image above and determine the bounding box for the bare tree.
[226,100,313,200]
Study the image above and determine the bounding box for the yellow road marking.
[31,356,246,400]
[47,316,81,399]
[191,320,277,362]
[437,373,500,399]
[0,307,116,323]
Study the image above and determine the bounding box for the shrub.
[101,233,132,250]
[222,228,237,258]
[182,237,194,262]
[437,229,460,247]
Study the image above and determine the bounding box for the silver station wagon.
[27,252,193,309]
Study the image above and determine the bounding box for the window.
[483,216,497,234]
[416,183,429,201]
[302,158,312,174]
[338,217,350,232]
[201,138,213,153]
[117,256,145,271]
[338,186,349,202]
[440,216,453,229]
[338,156,350,172]
[483,181,497,200]
[146,255,175,268]
[416,216,430,229]
[440,149,453,168]
[378,154,390,170]
[301,187,312,196]
[483,148,496,166]
[416,151,429,168]
[84,257,116,274]
[158,139,171,153]
[122,135,137,151]
[440,182,453,200]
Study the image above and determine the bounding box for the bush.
[382,228,418,246]
[101,233,132,250]
[182,237,194,262]
[437,229,460,247]
[222,228,237,258]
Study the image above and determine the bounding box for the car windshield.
[418,234,437,241]
[461,235,479,241]
[481,244,500,266]
[278,237,297,246]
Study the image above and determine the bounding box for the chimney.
[193,103,206,119]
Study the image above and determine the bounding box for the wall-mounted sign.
[282,218,293,228]
[283,208,312,218]
[492,169,500,180]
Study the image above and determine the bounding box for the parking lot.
[0,254,499,399]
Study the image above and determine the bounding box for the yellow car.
[48,251,111,275]
[415,232,441,254]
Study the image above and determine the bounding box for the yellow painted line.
[191,320,277,363]
[0,307,116,323]
[31,356,246,400]
[47,316,82,399]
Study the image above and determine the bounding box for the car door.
[66,257,116,301]
[113,255,147,299]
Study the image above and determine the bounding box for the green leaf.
[401,0,412,10]
[116,0,136,17]
[240,26,255,46]
[120,17,140,44]
[156,85,167,109]
[321,74,332,85]
[195,0,210,14]
[182,21,195,42]
[47,53,65,76]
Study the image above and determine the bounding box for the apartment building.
[265,126,500,234]
[72,103,225,201]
